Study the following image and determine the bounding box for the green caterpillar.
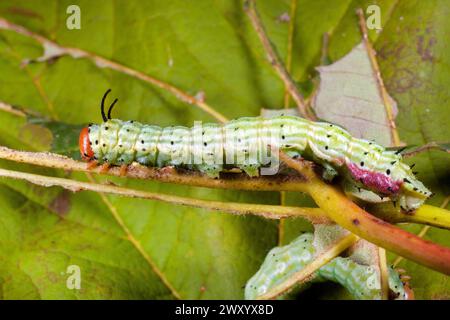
[245,233,408,300]
[79,90,431,211]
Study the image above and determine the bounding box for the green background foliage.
[0,0,448,299]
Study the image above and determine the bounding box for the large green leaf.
[0,0,448,299]
[373,1,450,299]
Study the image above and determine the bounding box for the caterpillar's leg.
[238,163,260,177]
[282,149,302,159]
[342,180,386,203]
[87,160,98,170]
[119,164,128,177]
[197,164,222,179]
[397,194,423,213]
[99,163,111,173]
[278,149,304,174]
[388,267,412,300]
[395,268,414,300]
[321,162,339,182]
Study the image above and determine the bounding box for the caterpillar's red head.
[79,127,94,160]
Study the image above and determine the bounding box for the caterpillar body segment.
[80,114,431,211]
[244,234,316,299]
[244,233,408,300]
[317,258,406,300]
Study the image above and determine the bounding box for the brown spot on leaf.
[416,35,436,62]
[49,190,71,216]
[378,22,441,110]
[352,219,360,226]
[47,272,59,283]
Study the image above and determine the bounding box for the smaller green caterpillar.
[245,233,407,300]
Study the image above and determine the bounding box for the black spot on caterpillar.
[79,90,432,211]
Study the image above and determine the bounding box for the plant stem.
[402,141,449,158]
[0,146,310,192]
[356,8,400,147]
[366,202,450,230]
[244,0,316,120]
[393,196,450,267]
[283,0,298,109]
[1,146,450,227]
[308,181,450,274]
[280,152,450,275]
[0,101,27,118]
[406,205,450,229]
[0,167,329,223]
[378,247,389,300]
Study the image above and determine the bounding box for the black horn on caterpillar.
[100,89,118,122]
